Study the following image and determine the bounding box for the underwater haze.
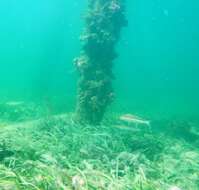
[0,0,86,110]
[0,0,199,190]
[116,0,199,119]
[0,0,199,118]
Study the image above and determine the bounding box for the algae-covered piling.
[75,0,127,124]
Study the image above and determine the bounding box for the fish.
[168,186,182,190]
[119,114,150,126]
[5,101,24,106]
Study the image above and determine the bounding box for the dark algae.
[75,0,127,124]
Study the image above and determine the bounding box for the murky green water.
[0,0,198,118]
[0,1,199,189]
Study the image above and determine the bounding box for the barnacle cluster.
[75,0,127,124]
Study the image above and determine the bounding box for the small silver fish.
[5,101,24,106]
[119,114,150,126]
[168,186,182,190]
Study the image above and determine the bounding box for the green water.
[0,0,199,115]
[0,0,85,107]
[0,0,198,118]
[0,1,199,190]
[116,0,199,119]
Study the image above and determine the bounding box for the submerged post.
[75,0,127,124]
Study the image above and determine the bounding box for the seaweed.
[0,111,199,189]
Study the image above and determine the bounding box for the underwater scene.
[0,0,199,189]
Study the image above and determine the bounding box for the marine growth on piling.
[75,0,127,124]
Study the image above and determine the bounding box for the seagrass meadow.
[0,0,199,190]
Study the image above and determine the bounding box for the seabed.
[0,102,199,190]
